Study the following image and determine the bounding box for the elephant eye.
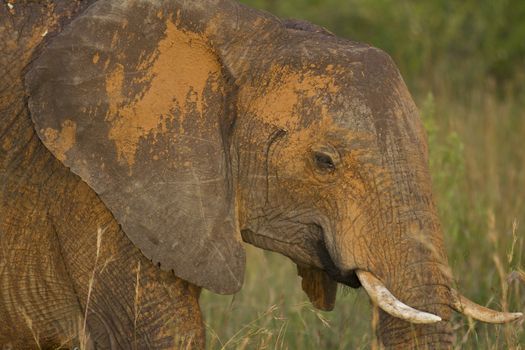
[310,144,340,175]
[313,151,336,172]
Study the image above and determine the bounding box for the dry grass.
[202,245,374,349]
[80,227,105,349]
[19,308,42,350]
[133,260,142,350]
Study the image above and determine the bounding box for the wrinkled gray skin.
[0,0,459,348]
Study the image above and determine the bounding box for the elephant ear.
[26,0,244,294]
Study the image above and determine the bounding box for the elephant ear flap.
[25,0,245,294]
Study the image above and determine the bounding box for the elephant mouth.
[313,236,360,288]
[307,222,360,288]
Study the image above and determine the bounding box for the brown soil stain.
[242,66,340,132]
[41,120,77,161]
[104,20,221,167]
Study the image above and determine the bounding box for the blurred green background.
[202,1,525,348]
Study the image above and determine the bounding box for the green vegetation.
[241,0,525,96]
[202,0,525,348]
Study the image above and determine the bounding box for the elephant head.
[25,0,522,348]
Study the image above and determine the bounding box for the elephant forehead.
[242,66,398,136]
[327,47,425,149]
[241,67,339,129]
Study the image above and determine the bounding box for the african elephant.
[0,0,521,349]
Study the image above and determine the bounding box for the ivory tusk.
[451,289,523,324]
[356,270,442,324]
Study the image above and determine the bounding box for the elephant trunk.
[335,182,456,348]
[348,211,521,349]
[374,239,454,349]
[376,292,454,349]
[364,266,453,349]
